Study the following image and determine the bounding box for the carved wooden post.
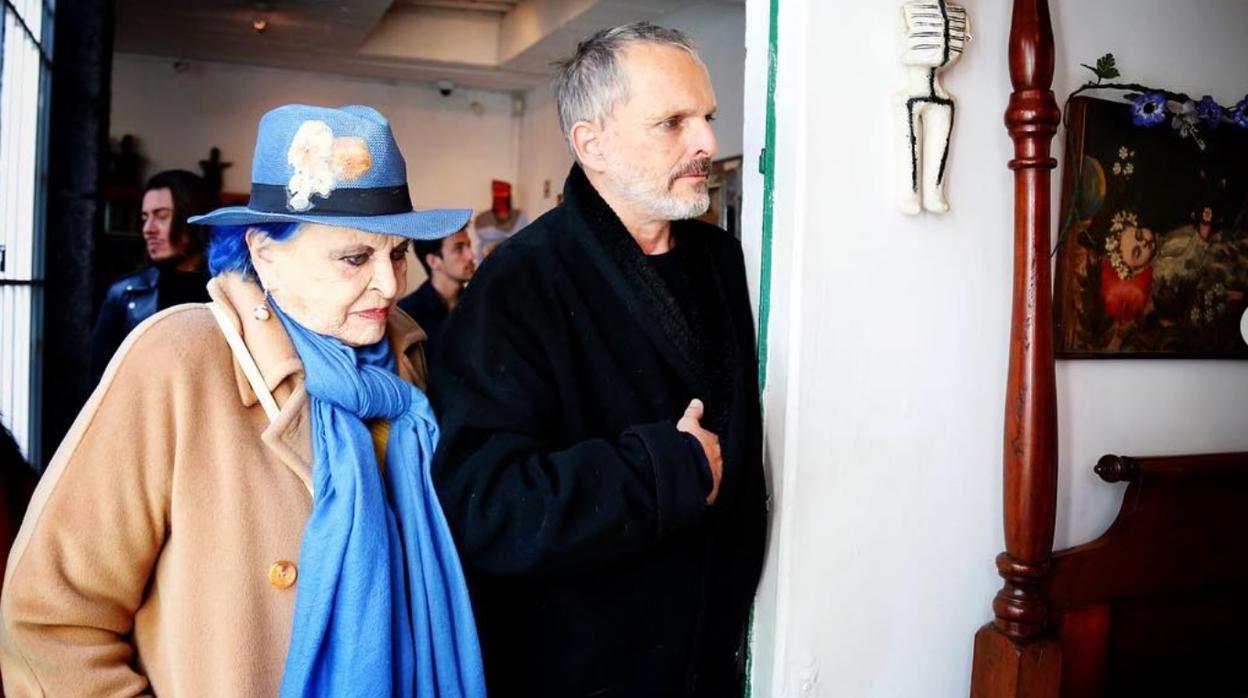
[970,0,1062,695]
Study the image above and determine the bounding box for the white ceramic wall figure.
[895,1,969,215]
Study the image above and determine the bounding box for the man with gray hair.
[431,22,766,696]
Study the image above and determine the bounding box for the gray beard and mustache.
[605,155,713,221]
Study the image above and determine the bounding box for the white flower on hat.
[286,121,375,212]
[287,120,336,212]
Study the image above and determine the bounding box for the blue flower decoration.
[1195,96,1222,128]
[1232,96,1248,128]
[1131,92,1168,126]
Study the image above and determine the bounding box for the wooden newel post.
[970,0,1063,695]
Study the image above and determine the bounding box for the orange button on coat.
[268,560,298,590]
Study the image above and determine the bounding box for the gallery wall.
[112,54,518,208]
[111,53,519,289]
[112,3,747,286]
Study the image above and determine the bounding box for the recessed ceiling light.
[252,17,268,33]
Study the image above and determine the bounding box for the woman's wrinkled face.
[248,223,409,346]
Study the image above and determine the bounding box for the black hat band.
[249,183,413,217]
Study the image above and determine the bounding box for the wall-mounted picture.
[1054,96,1248,358]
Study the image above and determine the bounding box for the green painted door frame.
[745,0,779,694]
[756,0,779,394]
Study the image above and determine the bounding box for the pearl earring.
[253,302,271,321]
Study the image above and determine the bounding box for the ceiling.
[114,0,739,93]
[397,0,521,13]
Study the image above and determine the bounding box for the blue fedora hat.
[189,104,470,240]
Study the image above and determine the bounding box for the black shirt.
[398,280,450,365]
[157,268,211,310]
[646,241,699,327]
[646,234,730,382]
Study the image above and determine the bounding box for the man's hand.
[676,399,723,505]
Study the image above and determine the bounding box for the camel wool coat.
[0,274,428,697]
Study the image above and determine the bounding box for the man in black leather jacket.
[90,170,216,384]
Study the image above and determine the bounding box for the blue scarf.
[274,304,485,697]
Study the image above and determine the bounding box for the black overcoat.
[431,166,767,697]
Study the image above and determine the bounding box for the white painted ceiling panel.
[114,0,742,92]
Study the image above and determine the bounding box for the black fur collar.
[567,166,701,364]
[564,165,736,433]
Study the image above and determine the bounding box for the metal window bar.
[0,0,53,463]
[0,0,50,64]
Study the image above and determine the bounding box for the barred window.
[0,0,55,463]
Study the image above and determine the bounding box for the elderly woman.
[0,105,484,697]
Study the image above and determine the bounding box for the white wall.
[516,84,572,221]
[748,1,1248,697]
[516,2,747,220]
[111,53,520,289]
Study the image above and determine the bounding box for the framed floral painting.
[1053,95,1248,358]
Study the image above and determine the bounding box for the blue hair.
[207,222,301,278]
